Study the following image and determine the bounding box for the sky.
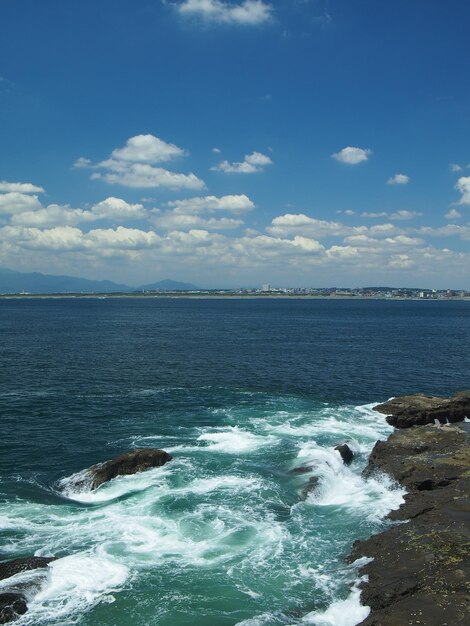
[1,0,470,289]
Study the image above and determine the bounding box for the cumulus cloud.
[73,157,92,169]
[456,176,470,205]
[360,210,421,221]
[387,173,410,185]
[91,161,205,190]
[76,134,205,190]
[176,0,273,25]
[445,208,462,220]
[0,192,42,215]
[211,151,272,174]
[91,197,147,220]
[450,163,462,173]
[110,134,186,163]
[8,196,147,228]
[153,213,243,230]
[0,181,44,194]
[166,194,254,214]
[331,146,372,165]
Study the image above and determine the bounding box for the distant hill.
[0,268,200,294]
[139,279,199,291]
[0,268,131,294]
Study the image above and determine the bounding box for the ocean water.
[0,298,468,626]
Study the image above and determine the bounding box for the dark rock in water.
[84,448,172,490]
[301,476,320,500]
[374,390,470,428]
[349,421,470,625]
[290,465,315,474]
[0,557,55,582]
[335,443,354,464]
[0,593,27,624]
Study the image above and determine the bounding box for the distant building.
[262,284,271,292]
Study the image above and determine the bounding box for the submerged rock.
[0,593,27,624]
[349,421,470,625]
[374,390,470,428]
[335,443,354,464]
[0,557,55,582]
[301,476,320,500]
[62,448,173,491]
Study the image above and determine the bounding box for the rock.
[349,421,470,625]
[0,593,27,624]
[290,465,314,474]
[78,448,172,490]
[335,444,354,464]
[0,557,55,582]
[301,476,320,500]
[373,390,470,428]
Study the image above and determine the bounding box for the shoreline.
[1,293,469,301]
[349,392,470,625]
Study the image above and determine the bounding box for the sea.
[0,297,469,626]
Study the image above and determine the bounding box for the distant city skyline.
[1,1,470,289]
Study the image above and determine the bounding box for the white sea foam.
[297,440,405,519]
[18,553,129,625]
[197,427,277,453]
[301,581,370,625]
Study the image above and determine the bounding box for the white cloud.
[11,205,92,228]
[212,151,272,174]
[167,194,254,214]
[445,208,462,220]
[0,192,42,215]
[361,210,421,221]
[456,176,470,205]
[91,197,146,220]
[91,161,205,190]
[212,147,221,153]
[387,173,410,185]
[76,134,205,190]
[8,196,147,228]
[450,163,462,173]
[176,0,273,25]
[73,157,92,169]
[332,146,372,165]
[153,213,243,230]
[0,181,44,194]
[111,134,186,163]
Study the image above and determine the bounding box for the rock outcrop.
[0,557,55,582]
[335,443,354,464]
[349,421,470,625]
[374,390,470,428]
[60,448,172,491]
[0,593,27,624]
[0,556,56,624]
[88,448,172,489]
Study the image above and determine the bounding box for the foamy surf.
[1,398,405,626]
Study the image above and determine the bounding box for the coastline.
[349,393,470,625]
[0,293,469,301]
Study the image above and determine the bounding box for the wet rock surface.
[62,448,173,491]
[0,557,55,582]
[374,390,470,428]
[349,421,470,625]
[0,593,27,624]
[88,448,172,489]
[335,443,354,464]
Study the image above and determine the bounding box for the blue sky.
[1,0,469,288]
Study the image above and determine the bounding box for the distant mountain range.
[0,268,199,294]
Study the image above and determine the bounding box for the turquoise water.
[1,299,468,625]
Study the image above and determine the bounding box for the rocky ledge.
[349,391,470,625]
[374,390,470,428]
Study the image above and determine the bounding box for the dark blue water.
[0,298,468,625]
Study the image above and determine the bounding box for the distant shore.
[1,293,469,301]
